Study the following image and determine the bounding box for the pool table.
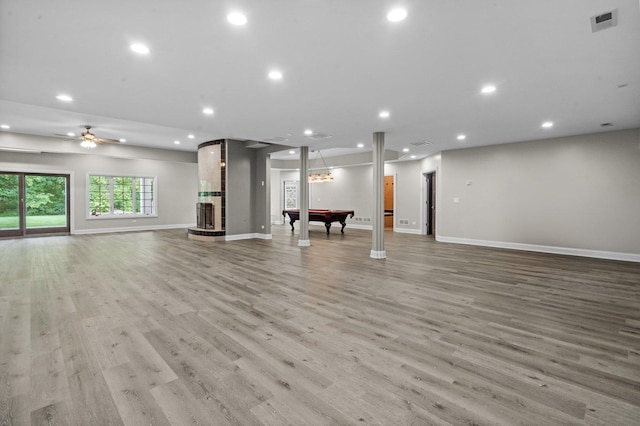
[282,209,355,235]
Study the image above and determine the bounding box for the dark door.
[0,172,70,238]
[425,172,436,235]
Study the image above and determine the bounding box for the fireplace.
[188,139,226,241]
[196,202,214,229]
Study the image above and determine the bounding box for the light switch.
[453,197,460,203]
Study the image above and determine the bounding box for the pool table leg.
[289,220,295,232]
[324,222,331,234]
[340,220,346,233]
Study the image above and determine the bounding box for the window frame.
[86,173,158,219]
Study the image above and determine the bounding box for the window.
[88,175,156,218]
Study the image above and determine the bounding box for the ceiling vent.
[244,140,270,149]
[307,133,332,140]
[591,9,618,33]
[261,136,289,143]
[410,140,431,146]
[600,122,613,128]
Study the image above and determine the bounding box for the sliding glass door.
[0,172,70,238]
[0,173,21,237]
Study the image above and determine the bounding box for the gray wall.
[269,128,640,260]
[254,150,271,234]
[439,129,640,255]
[0,133,198,233]
[225,141,255,235]
[225,140,274,237]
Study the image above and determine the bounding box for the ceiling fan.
[56,125,121,149]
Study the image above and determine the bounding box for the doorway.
[384,175,394,229]
[425,172,436,235]
[0,172,71,238]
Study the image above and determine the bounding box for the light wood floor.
[1,225,639,425]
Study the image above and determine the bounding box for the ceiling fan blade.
[96,137,122,144]
[53,133,81,142]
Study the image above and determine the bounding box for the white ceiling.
[1,0,639,160]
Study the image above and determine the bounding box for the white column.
[370,132,386,259]
[298,146,311,247]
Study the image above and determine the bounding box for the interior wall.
[309,165,373,226]
[385,161,423,232]
[420,153,443,236]
[0,133,198,233]
[270,162,425,232]
[439,128,640,256]
[254,150,271,234]
[225,140,255,235]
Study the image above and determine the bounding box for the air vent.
[591,9,618,33]
[244,140,270,148]
[261,136,289,143]
[600,122,613,128]
[308,133,332,140]
[410,140,432,146]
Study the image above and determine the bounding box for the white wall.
[1,133,198,234]
[308,165,373,228]
[271,162,427,232]
[385,161,423,233]
[438,129,640,259]
[270,169,300,224]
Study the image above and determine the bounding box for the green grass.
[0,215,66,229]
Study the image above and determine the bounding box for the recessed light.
[56,94,73,102]
[387,8,408,22]
[379,111,390,118]
[174,140,181,145]
[268,70,283,80]
[541,121,554,128]
[130,43,150,55]
[304,129,313,136]
[188,134,195,139]
[119,139,126,143]
[0,124,10,129]
[481,85,496,94]
[410,155,416,159]
[357,143,365,148]
[402,148,409,152]
[66,132,75,137]
[457,134,466,140]
[227,12,247,26]
[202,107,214,115]
[289,150,296,154]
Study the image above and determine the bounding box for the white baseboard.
[304,223,374,231]
[72,223,194,235]
[436,235,640,263]
[370,250,387,259]
[225,233,272,241]
[342,224,372,231]
[394,228,422,235]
